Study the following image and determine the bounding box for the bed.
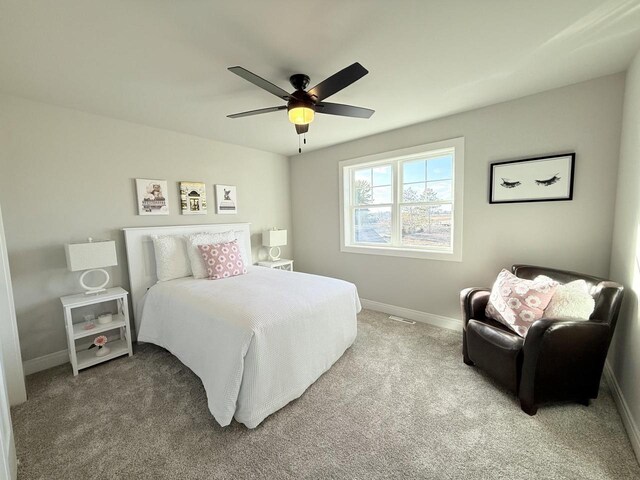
[123,223,360,428]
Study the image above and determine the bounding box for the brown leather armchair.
[461,265,623,415]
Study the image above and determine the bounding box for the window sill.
[341,244,461,262]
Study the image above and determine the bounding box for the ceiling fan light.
[288,106,315,125]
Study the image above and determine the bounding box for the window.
[340,138,463,261]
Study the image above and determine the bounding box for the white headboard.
[122,223,252,335]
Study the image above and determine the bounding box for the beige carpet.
[11,310,640,479]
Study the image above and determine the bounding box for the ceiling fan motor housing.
[287,74,315,115]
[287,90,315,111]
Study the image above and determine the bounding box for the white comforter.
[137,267,360,428]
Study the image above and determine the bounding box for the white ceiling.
[1,1,640,156]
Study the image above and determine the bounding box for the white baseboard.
[22,349,68,375]
[360,298,462,331]
[604,361,640,463]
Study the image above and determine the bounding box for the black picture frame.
[489,153,575,204]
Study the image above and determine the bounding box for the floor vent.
[389,315,416,325]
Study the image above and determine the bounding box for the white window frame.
[339,137,464,261]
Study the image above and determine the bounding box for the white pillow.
[151,235,191,282]
[543,279,595,320]
[187,231,236,279]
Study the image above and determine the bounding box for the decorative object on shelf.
[65,238,117,295]
[262,228,287,261]
[89,335,110,357]
[215,185,237,214]
[135,178,169,215]
[489,153,575,204]
[97,313,113,324]
[82,314,96,330]
[180,181,207,215]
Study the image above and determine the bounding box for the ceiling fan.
[227,62,374,151]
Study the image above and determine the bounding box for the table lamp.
[262,229,287,261]
[65,238,117,294]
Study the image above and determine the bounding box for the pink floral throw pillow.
[485,269,558,337]
[197,240,247,280]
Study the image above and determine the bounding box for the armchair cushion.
[466,320,524,393]
[485,269,558,337]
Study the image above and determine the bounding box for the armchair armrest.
[520,318,610,409]
[460,288,490,328]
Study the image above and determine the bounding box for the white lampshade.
[65,240,117,294]
[262,229,287,247]
[65,240,117,272]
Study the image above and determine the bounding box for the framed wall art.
[215,185,237,214]
[180,181,207,215]
[489,153,575,204]
[135,179,169,215]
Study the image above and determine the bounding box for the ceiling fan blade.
[308,62,369,101]
[228,66,290,100]
[316,102,374,119]
[295,124,309,134]
[227,105,286,118]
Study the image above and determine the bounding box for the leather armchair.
[461,265,623,415]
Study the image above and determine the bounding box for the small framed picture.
[135,179,169,215]
[489,153,575,204]
[215,185,237,214]
[180,182,207,215]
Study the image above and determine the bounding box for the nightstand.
[257,259,294,271]
[60,287,133,375]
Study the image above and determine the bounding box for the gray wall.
[291,74,625,320]
[608,49,640,457]
[0,94,292,361]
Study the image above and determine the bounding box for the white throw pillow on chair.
[542,279,595,320]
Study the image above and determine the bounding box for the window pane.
[403,160,425,184]
[354,168,371,184]
[354,207,391,244]
[401,204,452,247]
[425,180,452,201]
[426,155,452,181]
[372,165,392,186]
[403,183,425,202]
[372,186,392,204]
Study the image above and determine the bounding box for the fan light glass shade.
[288,107,314,125]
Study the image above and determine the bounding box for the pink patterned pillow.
[197,241,247,280]
[485,269,558,337]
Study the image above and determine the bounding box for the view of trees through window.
[352,154,453,248]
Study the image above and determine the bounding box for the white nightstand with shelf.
[60,287,133,375]
[257,259,294,271]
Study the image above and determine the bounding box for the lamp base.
[268,246,282,262]
[80,268,110,295]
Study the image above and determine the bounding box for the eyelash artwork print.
[500,178,521,188]
[489,153,574,203]
[535,173,561,186]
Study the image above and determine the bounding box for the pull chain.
[297,132,308,154]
